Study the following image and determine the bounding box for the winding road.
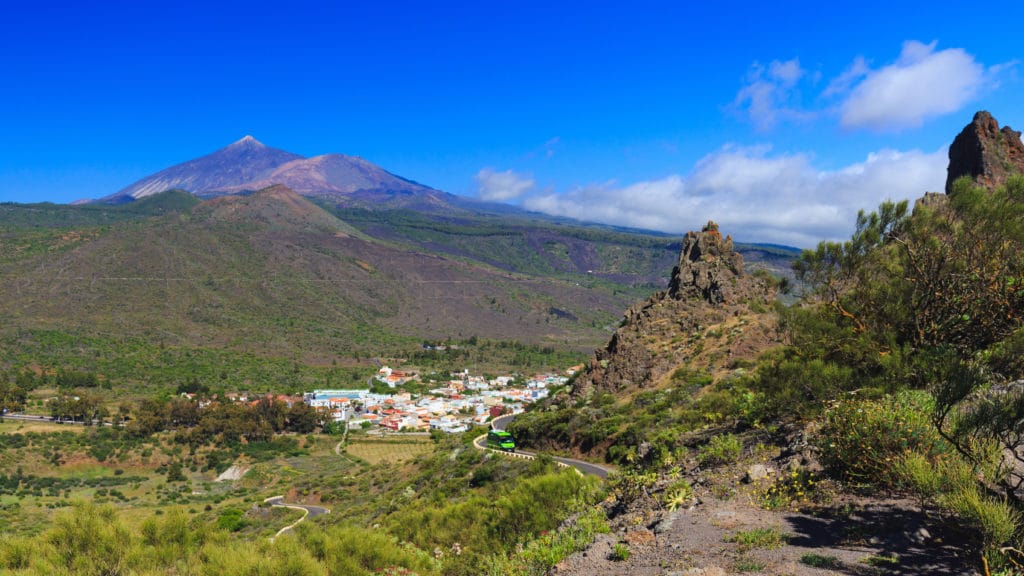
[263,496,330,541]
[485,414,611,479]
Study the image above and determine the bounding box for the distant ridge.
[193,184,361,236]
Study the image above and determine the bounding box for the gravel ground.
[552,493,980,575]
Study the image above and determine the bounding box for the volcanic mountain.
[100,136,446,208]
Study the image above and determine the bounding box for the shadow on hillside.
[784,502,978,575]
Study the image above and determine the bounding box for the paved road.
[491,413,515,431]
[263,496,330,541]
[1,413,53,423]
[265,496,330,519]
[487,414,611,479]
[1,412,115,427]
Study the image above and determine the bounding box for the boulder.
[743,463,773,483]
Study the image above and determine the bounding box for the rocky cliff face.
[571,222,777,398]
[946,111,1024,194]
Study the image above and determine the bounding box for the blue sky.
[0,1,1020,245]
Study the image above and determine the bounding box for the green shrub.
[166,461,186,482]
[388,469,602,559]
[0,534,35,570]
[895,452,944,504]
[698,434,742,467]
[46,503,132,575]
[896,449,1019,555]
[815,391,950,488]
[608,469,657,504]
[726,527,787,550]
[800,553,842,569]
[296,525,437,576]
[941,487,1019,549]
[758,469,822,510]
[482,507,609,576]
[663,479,694,511]
[216,508,248,532]
[609,542,630,561]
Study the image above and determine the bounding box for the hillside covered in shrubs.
[510,112,1024,572]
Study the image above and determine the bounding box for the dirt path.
[555,494,979,575]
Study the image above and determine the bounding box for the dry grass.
[344,437,434,465]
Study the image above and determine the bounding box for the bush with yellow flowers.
[814,390,951,489]
[758,468,826,511]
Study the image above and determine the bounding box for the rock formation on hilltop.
[571,222,777,398]
[946,111,1024,194]
[667,221,746,305]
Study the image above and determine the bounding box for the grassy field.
[0,427,327,535]
[344,436,435,465]
[0,424,434,541]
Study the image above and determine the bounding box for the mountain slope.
[102,136,304,203]
[218,153,433,197]
[193,184,362,236]
[331,207,799,288]
[99,136,451,210]
[0,187,636,362]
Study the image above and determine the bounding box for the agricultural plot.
[344,436,434,465]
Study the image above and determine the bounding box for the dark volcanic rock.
[668,222,745,305]
[572,222,776,398]
[946,111,1024,194]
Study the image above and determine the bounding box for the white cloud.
[822,56,869,97]
[769,59,804,84]
[521,146,947,247]
[474,168,535,201]
[733,58,813,130]
[837,41,985,129]
[735,41,1011,132]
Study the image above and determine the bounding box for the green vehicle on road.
[486,429,515,452]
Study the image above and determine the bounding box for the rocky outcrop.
[571,222,777,398]
[668,222,746,305]
[946,111,1024,194]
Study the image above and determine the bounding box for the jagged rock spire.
[667,221,745,305]
[946,111,1024,194]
